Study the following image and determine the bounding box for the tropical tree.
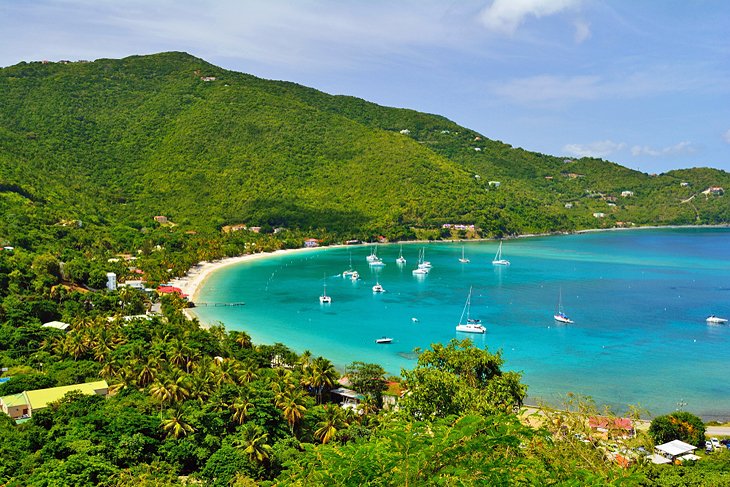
[276,389,307,436]
[303,357,338,404]
[161,407,195,439]
[234,423,273,464]
[649,411,706,447]
[231,396,255,425]
[314,405,350,444]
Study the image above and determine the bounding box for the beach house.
[0,380,109,420]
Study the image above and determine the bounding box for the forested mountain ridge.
[0,51,728,251]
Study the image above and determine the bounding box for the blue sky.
[1,0,728,173]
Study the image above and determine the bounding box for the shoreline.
[173,223,730,315]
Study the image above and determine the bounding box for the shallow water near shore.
[194,228,730,420]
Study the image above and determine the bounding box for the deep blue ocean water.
[194,228,730,419]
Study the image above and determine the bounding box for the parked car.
[711,437,721,450]
[705,440,713,453]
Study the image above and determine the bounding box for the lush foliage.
[649,411,707,447]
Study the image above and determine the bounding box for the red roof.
[589,417,633,431]
[157,286,187,297]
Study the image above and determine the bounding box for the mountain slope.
[0,52,727,249]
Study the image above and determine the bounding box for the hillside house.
[474,147,481,151]
[154,215,168,224]
[106,272,117,291]
[593,212,606,218]
[200,76,217,81]
[157,285,187,298]
[588,416,635,439]
[564,203,573,209]
[680,182,690,187]
[702,186,724,195]
[621,191,634,197]
[42,321,70,331]
[0,380,108,419]
[488,181,501,187]
[399,129,410,135]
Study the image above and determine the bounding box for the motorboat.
[375,337,393,344]
[372,282,385,293]
[706,315,728,324]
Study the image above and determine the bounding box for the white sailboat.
[372,280,385,293]
[366,245,382,264]
[319,280,331,304]
[342,253,357,278]
[396,245,406,264]
[418,247,432,269]
[412,248,429,275]
[553,289,573,324]
[458,245,470,263]
[456,287,486,333]
[492,241,510,266]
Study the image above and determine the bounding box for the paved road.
[706,426,730,436]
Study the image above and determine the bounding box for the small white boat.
[369,259,386,267]
[412,267,428,275]
[411,317,419,323]
[396,245,406,264]
[455,287,486,334]
[375,337,393,344]
[553,288,573,324]
[372,281,385,293]
[492,241,510,266]
[342,253,357,278]
[319,281,331,304]
[366,245,380,263]
[706,315,728,324]
[458,245,470,263]
[350,270,360,281]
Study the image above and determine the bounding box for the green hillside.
[0,51,728,250]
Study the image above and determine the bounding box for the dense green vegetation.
[1,52,729,485]
[1,51,728,255]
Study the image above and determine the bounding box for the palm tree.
[161,407,195,439]
[234,423,272,464]
[64,332,90,360]
[308,357,338,404]
[277,389,307,436]
[231,396,255,425]
[136,356,159,388]
[239,359,259,384]
[314,405,349,444]
[232,331,252,349]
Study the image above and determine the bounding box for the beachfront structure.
[0,380,109,419]
[588,416,635,439]
[651,439,699,464]
[304,238,319,248]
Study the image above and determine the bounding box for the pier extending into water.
[192,302,245,307]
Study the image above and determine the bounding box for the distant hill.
[1,52,728,248]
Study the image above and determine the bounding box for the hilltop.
[0,51,728,249]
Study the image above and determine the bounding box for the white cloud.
[631,141,695,157]
[723,129,730,144]
[573,19,591,44]
[563,140,626,158]
[478,0,583,35]
[490,74,600,104]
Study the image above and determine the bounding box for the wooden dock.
[192,302,245,308]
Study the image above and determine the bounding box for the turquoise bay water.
[194,228,730,419]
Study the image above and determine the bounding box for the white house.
[106,272,117,291]
[621,191,634,197]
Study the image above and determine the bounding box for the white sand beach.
[167,246,335,322]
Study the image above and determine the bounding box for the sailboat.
[553,289,573,324]
[366,245,384,265]
[396,245,406,264]
[458,245,470,263]
[492,241,510,266]
[372,280,385,293]
[319,279,332,304]
[342,253,357,278]
[456,286,486,333]
[412,248,429,275]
